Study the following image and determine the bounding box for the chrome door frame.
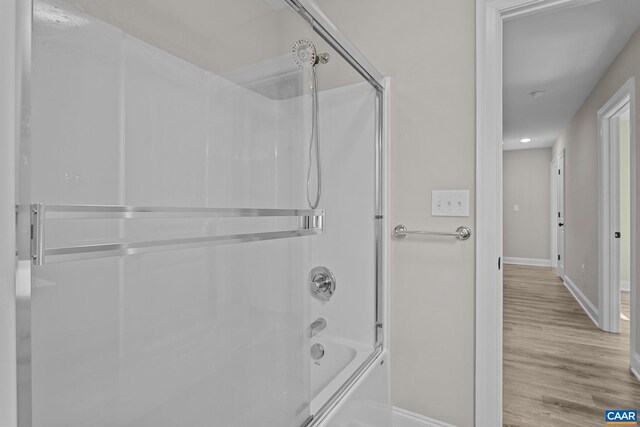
[15,0,32,425]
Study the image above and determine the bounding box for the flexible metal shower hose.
[307,66,321,209]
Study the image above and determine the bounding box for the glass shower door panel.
[312,82,377,348]
[31,240,310,427]
[302,34,380,409]
[29,0,315,425]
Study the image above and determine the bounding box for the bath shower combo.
[10,1,389,426]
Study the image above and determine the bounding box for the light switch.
[514,204,519,212]
[432,190,470,217]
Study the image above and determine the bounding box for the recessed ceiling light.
[520,138,531,143]
[530,90,546,99]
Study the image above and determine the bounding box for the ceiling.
[503,0,640,151]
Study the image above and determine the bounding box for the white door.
[557,151,565,277]
[598,86,634,334]
[605,110,625,333]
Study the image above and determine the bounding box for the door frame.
[597,79,636,337]
[556,150,565,278]
[476,0,605,425]
[551,157,558,270]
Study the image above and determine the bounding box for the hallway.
[503,265,639,427]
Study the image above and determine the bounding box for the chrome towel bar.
[393,224,471,241]
[38,204,321,219]
[29,204,324,265]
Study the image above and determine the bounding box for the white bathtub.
[310,336,373,413]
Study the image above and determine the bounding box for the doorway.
[598,82,636,336]
[477,1,640,425]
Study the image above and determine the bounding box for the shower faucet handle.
[312,276,332,291]
[309,266,336,301]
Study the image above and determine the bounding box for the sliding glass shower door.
[22,0,319,425]
[18,0,388,425]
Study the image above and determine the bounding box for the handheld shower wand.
[292,39,329,209]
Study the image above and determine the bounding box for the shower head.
[292,39,317,69]
[292,39,329,69]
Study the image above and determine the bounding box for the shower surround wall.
[28,1,384,425]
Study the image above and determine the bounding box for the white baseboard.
[621,280,631,292]
[631,352,640,382]
[562,275,600,328]
[503,257,551,267]
[392,407,455,427]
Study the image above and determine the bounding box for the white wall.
[0,1,18,426]
[552,25,640,353]
[503,148,552,261]
[65,0,312,77]
[314,1,476,425]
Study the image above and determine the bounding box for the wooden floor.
[503,265,639,427]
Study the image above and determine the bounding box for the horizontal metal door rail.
[29,204,324,265]
[41,204,321,219]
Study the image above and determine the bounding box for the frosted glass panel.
[29,0,314,425]
[32,241,310,427]
[295,29,378,409]
[123,36,209,207]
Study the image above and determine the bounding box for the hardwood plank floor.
[503,264,640,427]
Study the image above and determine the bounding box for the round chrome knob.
[318,52,330,64]
[310,343,325,360]
[456,226,472,240]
